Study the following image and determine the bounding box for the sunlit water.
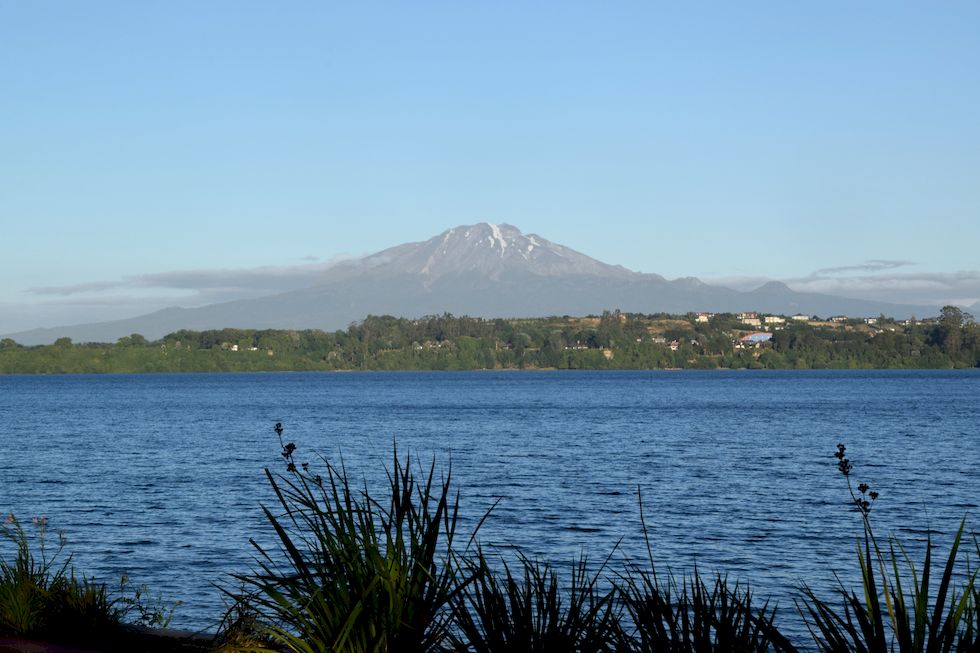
[2,370,978,642]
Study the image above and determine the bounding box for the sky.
[2,2,979,334]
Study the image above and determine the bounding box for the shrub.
[452,550,619,653]
[0,513,120,645]
[615,566,795,653]
[798,444,980,653]
[612,492,795,653]
[234,423,486,653]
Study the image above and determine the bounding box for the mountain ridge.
[4,223,948,345]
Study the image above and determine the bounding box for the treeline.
[1,307,977,373]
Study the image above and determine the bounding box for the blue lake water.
[1,370,979,639]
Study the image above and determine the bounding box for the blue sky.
[2,2,979,333]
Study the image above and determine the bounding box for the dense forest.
[1,307,977,374]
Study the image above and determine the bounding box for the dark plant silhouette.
[452,549,619,653]
[799,445,979,653]
[0,514,119,645]
[613,490,796,653]
[235,423,489,653]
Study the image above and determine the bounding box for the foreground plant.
[235,423,485,653]
[213,590,279,652]
[613,493,795,653]
[452,549,619,653]
[117,573,182,628]
[0,513,119,644]
[799,444,979,653]
[616,567,795,653]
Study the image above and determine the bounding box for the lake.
[1,370,978,638]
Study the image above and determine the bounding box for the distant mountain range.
[5,223,950,345]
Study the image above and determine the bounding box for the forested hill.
[0,308,977,374]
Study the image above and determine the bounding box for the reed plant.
[451,549,619,653]
[798,444,980,653]
[229,430,980,653]
[0,513,119,644]
[235,423,486,653]
[612,492,795,653]
[614,567,795,653]
[117,574,182,628]
[214,591,279,652]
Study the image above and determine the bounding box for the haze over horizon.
[2,3,979,334]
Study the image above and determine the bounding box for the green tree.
[117,333,148,347]
[938,305,971,357]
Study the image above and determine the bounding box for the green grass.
[233,429,489,653]
[452,550,619,653]
[0,514,119,645]
[799,521,979,653]
[797,445,980,653]
[610,490,795,653]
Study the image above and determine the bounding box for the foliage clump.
[799,444,980,653]
[0,514,118,645]
[229,423,482,652]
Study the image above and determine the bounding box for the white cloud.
[0,296,190,334]
[812,260,916,276]
[2,256,361,334]
[705,264,980,308]
[27,257,357,298]
[786,270,980,307]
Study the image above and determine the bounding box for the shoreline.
[2,365,978,376]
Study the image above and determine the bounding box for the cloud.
[4,255,368,334]
[29,281,126,296]
[702,263,980,308]
[0,296,188,334]
[784,261,979,306]
[786,270,980,306]
[812,260,916,276]
[27,257,357,298]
